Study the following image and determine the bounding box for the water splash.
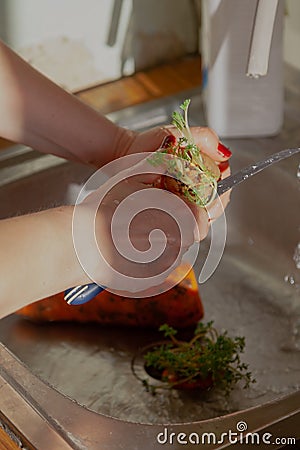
[297,163,300,180]
[293,243,300,269]
[291,163,300,276]
[284,273,300,295]
[247,237,255,246]
[284,274,296,285]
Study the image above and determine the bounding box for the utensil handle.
[64,283,105,305]
[217,147,300,195]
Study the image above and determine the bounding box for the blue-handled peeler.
[64,283,105,305]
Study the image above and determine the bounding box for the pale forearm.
[0,206,90,318]
[0,40,132,166]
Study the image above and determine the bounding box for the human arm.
[0,178,196,318]
[0,39,170,167]
[0,40,232,317]
[0,40,231,170]
[0,206,89,318]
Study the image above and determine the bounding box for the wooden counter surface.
[0,426,22,450]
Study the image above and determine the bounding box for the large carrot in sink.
[16,265,203,328]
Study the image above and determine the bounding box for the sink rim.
[0,341,299,449]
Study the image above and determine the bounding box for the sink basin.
[0,83,299,449]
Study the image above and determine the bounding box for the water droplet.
[297,163,300,180]
[284,274,295,285]
[293,242,300,269]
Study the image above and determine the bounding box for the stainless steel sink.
[0,74,299,449]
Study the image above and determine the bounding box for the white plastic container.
[201,0,284,138]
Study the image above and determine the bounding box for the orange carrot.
[17,265,203,328]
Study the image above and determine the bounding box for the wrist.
[112,126,172,159]
[49,205,91,287]
[111,126,137,160]
[65,202,111,288]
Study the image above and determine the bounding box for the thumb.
[129,126,172,154]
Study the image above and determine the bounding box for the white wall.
[284,0,300,70]
[0,0,199,92]
[3,0,297,93]
[0,0,200,92]
[122,0,199,72]
[0,0,132,91]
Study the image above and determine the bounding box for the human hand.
[177,126,231,238]
[119,125,232,239]
[74,124,232,295]
[72,164,198,295]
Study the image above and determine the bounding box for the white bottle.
[201,0,284,138]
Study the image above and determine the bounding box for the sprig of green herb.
[172,99,193,143]
[147,99,219,207]
[135,321,255,395]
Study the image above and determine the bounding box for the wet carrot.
[17,265,203,328]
